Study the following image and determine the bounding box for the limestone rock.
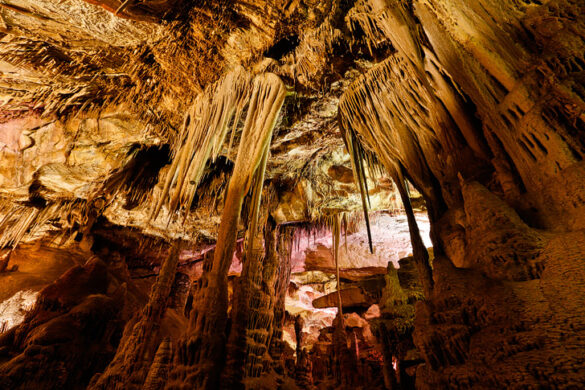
[312,287,373,310]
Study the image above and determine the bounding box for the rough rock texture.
[0,0,584,389]
[143,338,173,390]
[0,242,81,303]
[413,185,585,389]
[312,286,374,310]
[0,257,126,389]
[89,244,180,389]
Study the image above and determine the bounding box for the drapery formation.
[150,67,253,221]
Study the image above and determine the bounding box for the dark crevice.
[264,35,300,60]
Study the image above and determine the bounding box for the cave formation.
[0,0,584,389]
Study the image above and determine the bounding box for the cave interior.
[0,0,585,389]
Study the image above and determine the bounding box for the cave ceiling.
[0,0,583,246]
[0,0,401,246]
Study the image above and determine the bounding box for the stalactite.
[150,67,252,221]
[342,213,348,254]
[338,48,469,297]
[244,143,270,260]
[348,0,425,69]
[332,212,343,316]
[167,72,286,390]
[0,199,87,250]
[90,243,181,390]
[280,16,342,88]
[339,117,374,254]
[338,54,442,209]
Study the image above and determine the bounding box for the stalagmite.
[222,207,292,387]
[90,244,181,389]
[220,207,268,389]
[328,212,355,387]
[268,225,294,368]
[143,338,173,390]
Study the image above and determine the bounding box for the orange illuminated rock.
[312,287,373,310]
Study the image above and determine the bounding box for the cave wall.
[339,0,585,388]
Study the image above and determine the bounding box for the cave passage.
[281,210,431,388]
[1,0,585,389]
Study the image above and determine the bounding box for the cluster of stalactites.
[338,1,452,297]
[0,198,89,250]
[340,0,484,201]
[347,0,424,65]
[151,67,254,221]
[338,53,440,184]
[165,72,287,390]
[337,51,442,255]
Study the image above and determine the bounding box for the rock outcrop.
[0,257,126,389]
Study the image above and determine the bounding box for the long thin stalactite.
[338,53,438,297]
